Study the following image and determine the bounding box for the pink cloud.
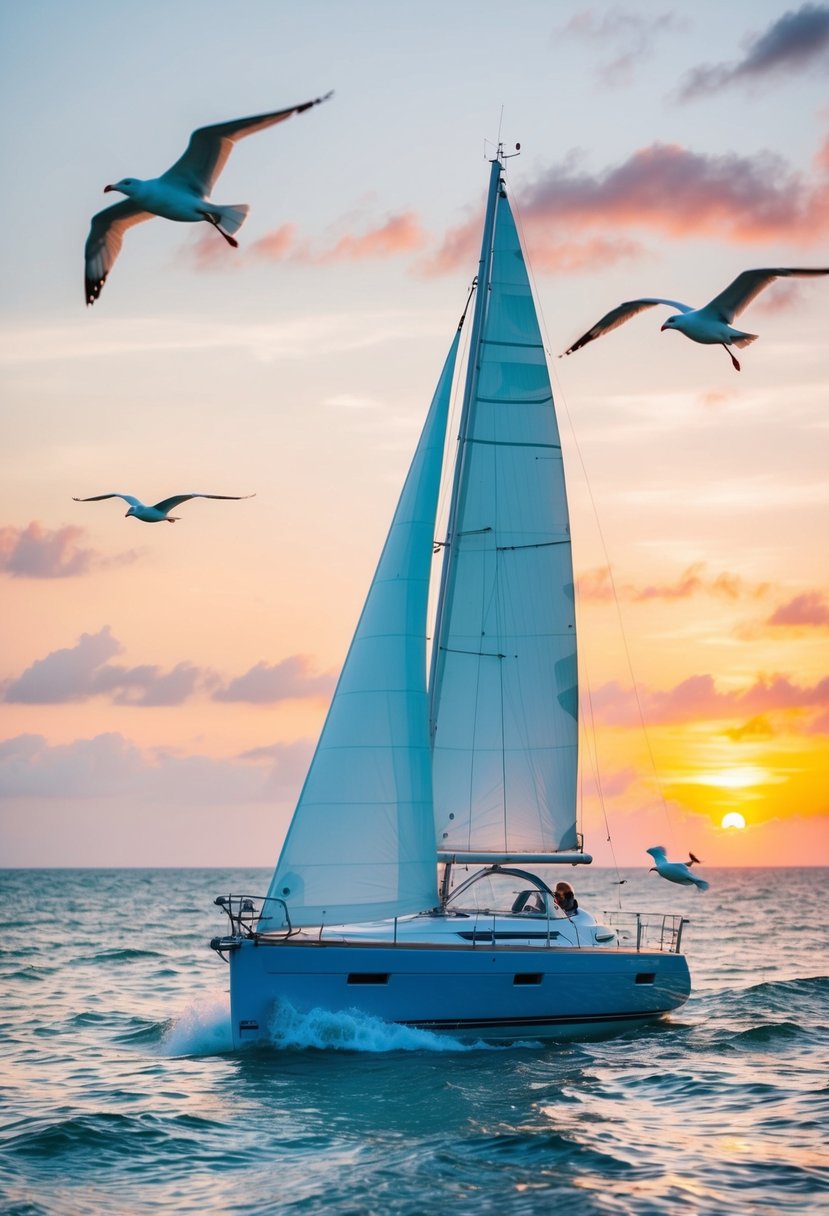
[0,522,138,579]
[517,143,829,247]
[723,715,776,741]
[189,214,425,271]
[577,563,761,604]
[213,655,334,704]
[3,628,332,707]
[248,223,299,261]
[422,138,829,277]
[594,671,829,726]
[310,212,426,263]
[768,590,829,628]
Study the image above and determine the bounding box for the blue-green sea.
[0,866,826,1215]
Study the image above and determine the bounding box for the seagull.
[72,492,255,523]
[646,846,709,892]
[84,91,333,305]
[562,268,829,370]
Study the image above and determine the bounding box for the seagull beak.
[104,185,115,193]
[660,322,668,332]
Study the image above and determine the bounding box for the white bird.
[646,846,709,892]
[73,492,255,523]
[562,268,829,370]
[84,91,333,305]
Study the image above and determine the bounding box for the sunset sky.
[1,0,827,870]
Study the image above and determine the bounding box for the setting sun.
[722,812,747,830]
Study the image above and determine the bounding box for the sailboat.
[212,151,691,1044]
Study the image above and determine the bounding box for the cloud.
[722,715,776,741]
[560,8,683,86]
[593,671,829,726]
[0,522,139,579]
[237,738,315,799]
[213,656,334,704]
[2,627,216,706]
[189,212,426,270]
[767,590,829,628]
[577,562,764,603]
[678,3,829,100]
[423,138,829,276]
[0,732,316,806]
[518,143,829,247]
[633,564,744,603]
[3,629,336,708]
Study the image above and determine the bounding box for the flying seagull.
[73,492,255,523]
[562,268,829,370]
[84,91,333,305]
[646,846,709,892]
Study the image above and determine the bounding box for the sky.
[1,0,827,870]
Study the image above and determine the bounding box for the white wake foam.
[160,993,233,1057]
[268,1002,487,1053]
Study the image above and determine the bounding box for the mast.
[429,154,503,731]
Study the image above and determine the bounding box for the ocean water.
[0,867,826,1216]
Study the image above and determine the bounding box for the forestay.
[430,166,579,857]
[265,334,461,926]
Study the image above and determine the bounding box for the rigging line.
[497,549,509,853]
[434,282,475,564]
[584,673,625,895]
[509,192,676,854]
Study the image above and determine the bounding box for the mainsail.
[429,160,580,857]
[265,333,461,925]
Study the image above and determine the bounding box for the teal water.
[0,867,826,1215]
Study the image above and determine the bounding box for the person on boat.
[553,882,578,916]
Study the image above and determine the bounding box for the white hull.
[216,914,691,1048]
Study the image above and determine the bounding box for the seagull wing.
[703,267,829,323]
[563,297,692,356]
[151,493,255,513]
[159,92,334,197]
[73,493,143,507]
[85,200,154,305]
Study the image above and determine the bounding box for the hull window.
[347,973,390,985]
[513,973,543,985]
[635,973,656,985]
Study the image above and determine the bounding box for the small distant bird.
[646,846,709,892]
[84,91,333,305]
[73,492,255,523]
[562,268,829,371]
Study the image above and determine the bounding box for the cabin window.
[635,972,656,985]
[347,973,390,985]
[513,973,543,986]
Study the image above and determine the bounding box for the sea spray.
[160,992,233,1057]
[267,1002,486,1053]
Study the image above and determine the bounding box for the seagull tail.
[731,331,758,349]
[694,878,710,892]
[216,204,250,236]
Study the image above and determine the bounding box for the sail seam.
[465,439,561,449]
[475,395,553,405]
[480,339,543,349]
[439,646,506,658]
